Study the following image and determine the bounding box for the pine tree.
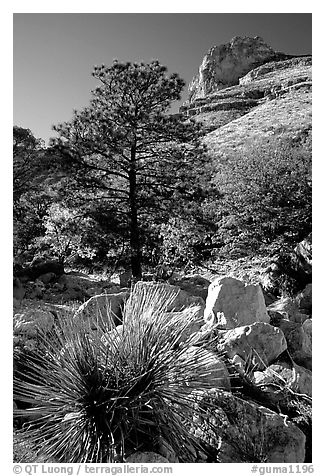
[52,60,207,278]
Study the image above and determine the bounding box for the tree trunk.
[129,143,142,280]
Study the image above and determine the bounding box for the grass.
[203,88,311,160]
[14,283,231,463]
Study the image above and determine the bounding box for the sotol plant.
[14,284,231,463]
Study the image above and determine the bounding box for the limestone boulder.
[74,292,129,329]
[302,318,312,338]
[204,276,270,329]
[192,389,306,463]
[277,319,312,370]
[254,361,312,397]
[217,322,287,371]
[294,233,312,276]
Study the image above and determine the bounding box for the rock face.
[180,38,311,162]
[239,56,311,85]
[204,276,270,328]
[188,36,289,102]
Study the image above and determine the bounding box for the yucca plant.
[14,283,232,463]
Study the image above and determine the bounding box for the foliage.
[208,135,312,257]
[13,127,50,260]
[35,203,96,265]
[13,192,50,258]
[14,285,228,463]
[13,78,312,276]
[13,126,70,266]
[13,126,45,201]
[159,216,215,269]
[51,60,208,278]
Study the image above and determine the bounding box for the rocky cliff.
[188,36,293,101]
[181,37,312,159]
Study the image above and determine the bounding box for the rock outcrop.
[180,37,311,161]
[188,36,290,102]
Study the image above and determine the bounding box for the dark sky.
[13,13,312,143]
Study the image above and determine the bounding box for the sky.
[13,13,312,144]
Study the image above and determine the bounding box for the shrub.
[34,203,97,265]
[211,135,312,256]
[14,285,229,462]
